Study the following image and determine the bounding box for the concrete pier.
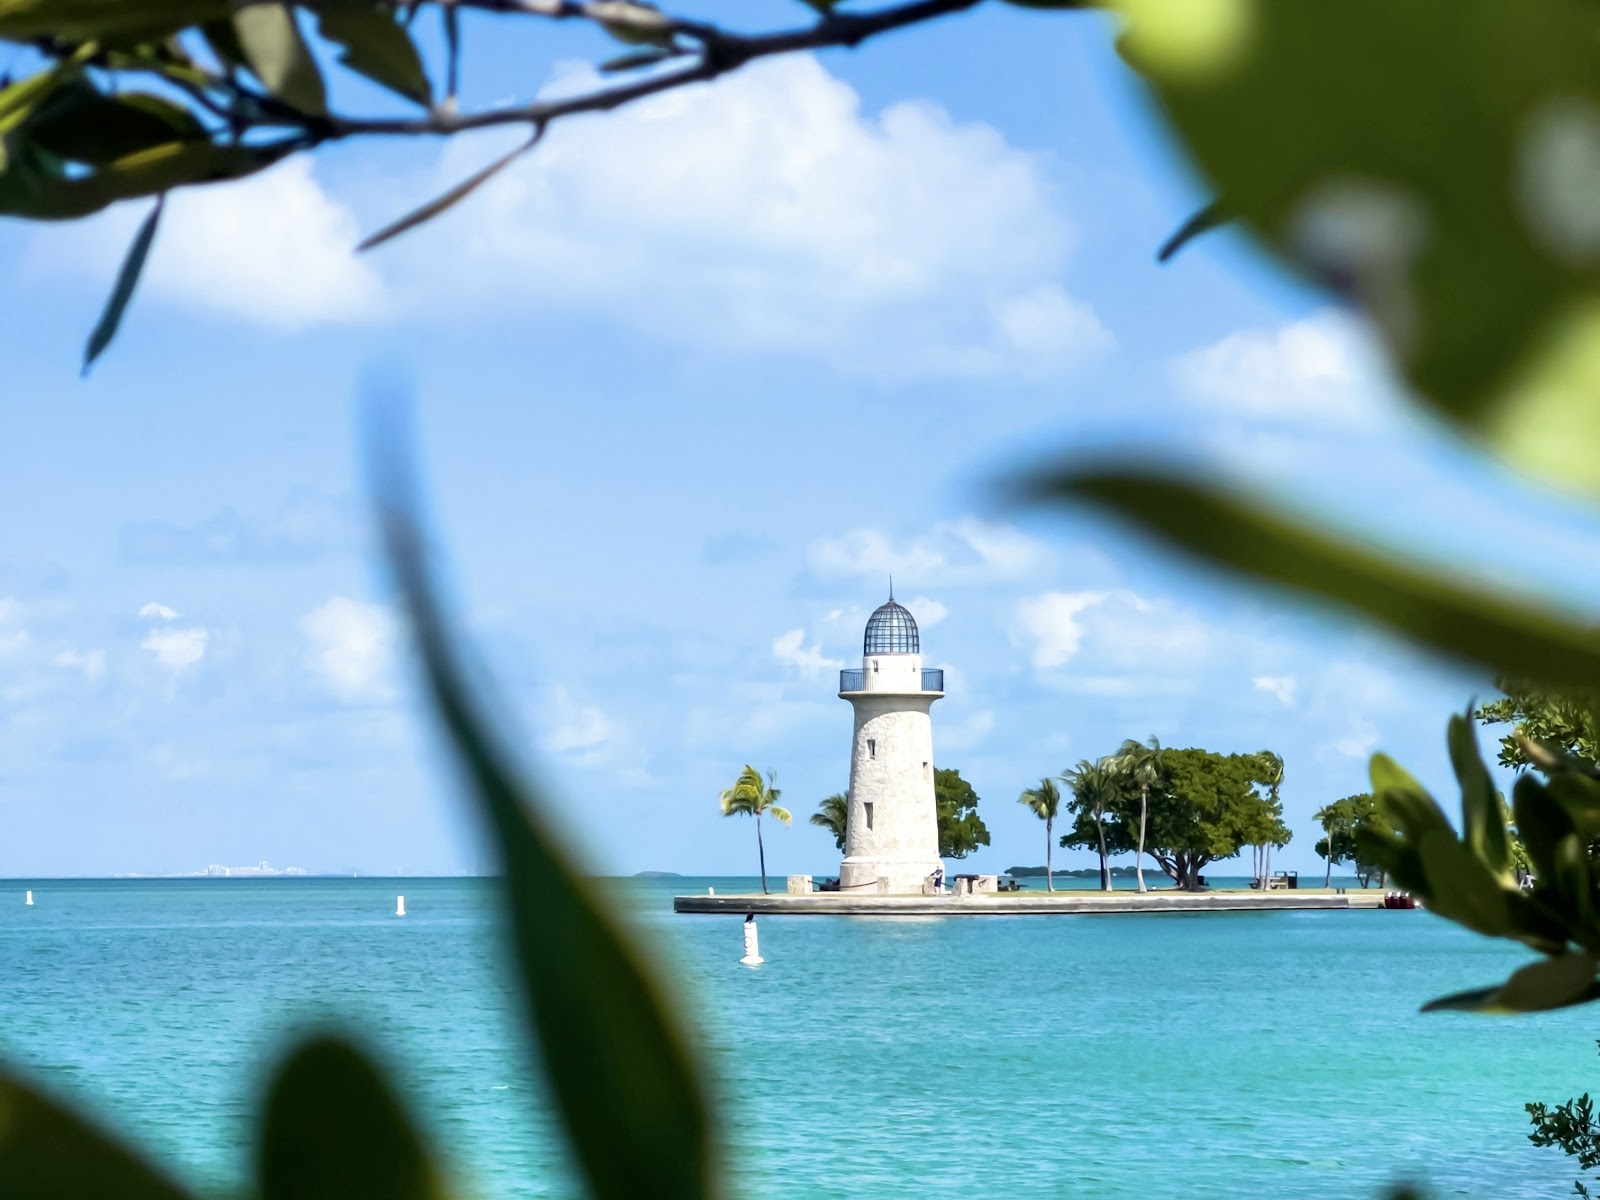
[674,890,1390,916]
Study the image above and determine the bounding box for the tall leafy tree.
[934,768,990,860]
[1137,749,1277,891]
[1476,679,1600,770]
[1061,757,1127,891]
[809,792,848,853]
[1017,777,1063,892]
[1313,794,1372,887]
[1250,750,1287,888]
[1111,736,1165,893]
[718,765,792,895]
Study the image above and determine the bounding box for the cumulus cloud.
[808,517,1051,587]
[1252,675,1298,706]
[906,596,948,629]
[141,627,209,672]
[299,596,395,702]
[541,686,614,757]
[33,158,382,329]
[53,648,106,680]
[1173,310,1391,430]
[401,57,1108,379]
[1334,718,1380,759]
[138,602,179,621]
[1012,590,1214,679]
[771,628,843,679]
[1012,591,1110,669]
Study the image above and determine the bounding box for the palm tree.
[1112,735,1164,893]
[1313,800,1340,888]
[1063,757,1120,891]
[1018,777,1063,891]
[1256,750,1285,888]
[718,765,792,894]
[810,792,848,852]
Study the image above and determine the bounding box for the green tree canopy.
[1314,793,1374,886]
[1060,757,1136,891]
[934,767,989,860]
[1140,748,1283,891]
[1476,679,1600,771]
[810,793,847,853]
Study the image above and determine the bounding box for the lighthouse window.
[864,803,874,830]
[867,738,876,759]
[872,659,879,673]
[923,761,929,779]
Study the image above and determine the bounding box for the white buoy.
[395,895,406,917]
[739,914,764,966]
[24,890,33,907]
[707,886,715,895]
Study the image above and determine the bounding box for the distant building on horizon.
[204,861,306,878]
[837,594,944,894]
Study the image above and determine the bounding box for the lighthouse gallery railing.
[838,668,944,692]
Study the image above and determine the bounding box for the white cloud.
[940,708,995,752]
[771,628,843,679]
[1252,675,1298,706]
[1173,311,1389,430]
[808,517,1051,587]
[1334,718,1380,759]
[1012,591,1111,669]
[906,596,948,629]
[542,685,614,756]
[141,627,209,672]
[299,596,394,702]
[138,602,179,621]
[35,158,382,329]
[53,648,106,681]
[1013,590,1214,677]
[396,56,1108,379]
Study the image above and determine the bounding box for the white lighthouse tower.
[838,593,944,894]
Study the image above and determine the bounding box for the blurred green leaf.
[201,18,249,72]
[28,85,204,164]
[1109,0,1600,487]
[0,1070,194,1198]
[259,1035,445,1200]
[1515,774,1579,881]
[590,0,675,47]
[316,4,430,107]
[1,138,291,219]
[1157,199,1228,261]
[357,133,535,251]
[234,2,327,114]
[1417,828,1512,936]
[373,434,716,1200]
[0,0,227,42]
[1423,954,1600,1013]
[82,193,162,374]
[1024,468,1600,689]
[600,48,674,73]
[1448,711,1512,878]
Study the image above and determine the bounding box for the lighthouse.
[837,594,945,893]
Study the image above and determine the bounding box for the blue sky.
[4,4,1600,878]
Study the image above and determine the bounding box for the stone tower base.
[840,856,945,895]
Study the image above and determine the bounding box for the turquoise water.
[2,876,1597,1198]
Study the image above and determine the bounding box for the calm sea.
[0,875,1593,1198]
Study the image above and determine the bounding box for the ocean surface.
[2,874,1597,1198]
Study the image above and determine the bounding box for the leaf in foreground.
[82,194,163,374]
[371,414,716,1200]
[259,1035,445,1200]
[1020,465,1600,689]
[0,1070,194,1199]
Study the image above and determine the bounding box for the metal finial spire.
[889,575,894,601]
